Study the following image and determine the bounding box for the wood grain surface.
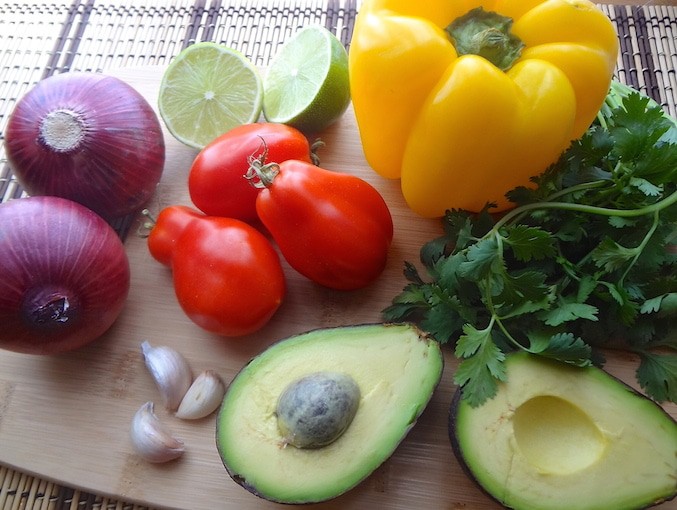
[0,66,675,510]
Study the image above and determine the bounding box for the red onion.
[0,196,130,354]
[4,72,165,221]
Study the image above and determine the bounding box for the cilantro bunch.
[384,82,677,407]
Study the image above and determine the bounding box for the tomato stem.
[137,208,156,238]
[245,137,280,189]
[310,139,325,166]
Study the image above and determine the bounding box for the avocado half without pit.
[449,352,677,510]
[215,323,444,504]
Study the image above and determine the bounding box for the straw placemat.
[0,1,675,509]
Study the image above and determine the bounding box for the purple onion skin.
[0,196,131,355]
[4,72,165,221]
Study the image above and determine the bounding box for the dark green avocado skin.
[448,355,677,510]
[448,389,493,504]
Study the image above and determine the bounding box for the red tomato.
[147,205,204,266]
[253,160,394,290]
[171,215,286,337]
[188,123,313,222]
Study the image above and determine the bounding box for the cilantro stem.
[503,179,610,226]
[481,240,531,353]
[493,313,527,351]
[493,188,677,234]
[544,179,608,202]
[619,209,661,284]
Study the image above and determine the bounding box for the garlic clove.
[141,340,193,411]
[130,401,185,463]
[176,370,226,420]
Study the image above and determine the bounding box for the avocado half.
[449,352,677,510]
[215,323,444,504]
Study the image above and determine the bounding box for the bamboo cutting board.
[0,67,674,510]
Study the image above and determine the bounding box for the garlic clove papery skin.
[130,401,185,463]
[141,340,193,412]
[176,370,226,420]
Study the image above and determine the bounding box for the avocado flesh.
[216,323,444,504]
[450,352,677,510]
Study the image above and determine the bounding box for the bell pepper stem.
[446,7,524,71]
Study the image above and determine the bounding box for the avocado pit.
[276,371,361,449]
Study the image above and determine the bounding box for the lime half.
[263,25,351,134]
[158,42,263,149]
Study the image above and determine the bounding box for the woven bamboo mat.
[0,1,675,509]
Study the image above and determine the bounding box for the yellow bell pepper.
[349,0,619,217]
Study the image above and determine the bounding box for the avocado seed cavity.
[512,395,606,474]
[276,371,361,449]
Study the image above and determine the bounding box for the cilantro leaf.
[530,332,593,366]
[591,237,637,272]
[421,292,468,344]
[458,236,502,280]
[603,282,640,325]
[440,210,476,250]
[577,276,598,302]
[454,324,507,407]
[640,294,666,314]
[503,225,556,262]
[492,270,551,317]
[382,283,430,322]
[648,292,677,316]
[608,93,673,160]
[538,301,599,326]
[636,353,677,403]
[630,177,662,197]
[403,261,424,285]
[420,236,450,270]
[634,141,677,184]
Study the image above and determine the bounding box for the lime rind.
[263,29,329,121]
[263,25,350,133]
[159,42,263,149]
